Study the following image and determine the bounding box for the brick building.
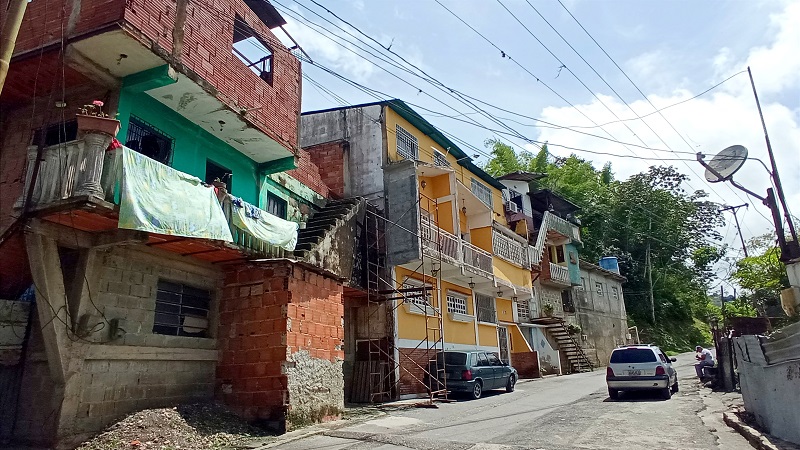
[0,0,359,447]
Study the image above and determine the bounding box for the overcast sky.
[272,0,800,271]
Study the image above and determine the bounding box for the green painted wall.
[117,89,260,206]
[566,242,581,286]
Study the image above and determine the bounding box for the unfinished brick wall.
[398,348,431,397]
[217,261,344,432]
[286,148,331,199]
[304,141,347,198]
[512,351,540,379]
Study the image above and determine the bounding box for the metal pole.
[646,217,655,324]
[748,67,798,245]
[0,0,30,96]
[720,204,750,257]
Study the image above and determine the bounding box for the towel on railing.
[230,198,298,251]
[117,147,234,242]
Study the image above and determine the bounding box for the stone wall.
[18,235,222,448]
[217,262,344,432]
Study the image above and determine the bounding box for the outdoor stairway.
[294,198,362,256]
[547,321,594,373]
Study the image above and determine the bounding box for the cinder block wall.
[217,262,344,433]
[14,245,222,447]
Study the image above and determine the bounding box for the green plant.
[566,323,582,335]
[542,302,554,316]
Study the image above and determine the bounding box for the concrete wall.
[735,333,800,445]
[301,105,385,202]
[18,234,221,448]
[574,266,628,366]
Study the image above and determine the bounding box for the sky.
[270,0,800,278]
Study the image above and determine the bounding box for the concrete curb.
[723,412,782,450]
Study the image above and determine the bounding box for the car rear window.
[610,348,657,363]
[437,352,467,366]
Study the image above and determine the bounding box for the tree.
[730,235,788,316]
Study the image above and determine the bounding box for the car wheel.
[608,388,618,400]
[506,375,516,393]
[660,386,672,400]
[471,381,483,400]
[671,381,679,393]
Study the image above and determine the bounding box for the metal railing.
[462,241,493,278]
[492,228,529,268]
[549,263,570,284]
[420,216,460,262]
[547,213,582,243]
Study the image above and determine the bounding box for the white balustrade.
[462,241,493,278]
[549,262,570,284]
[492,228,529,268]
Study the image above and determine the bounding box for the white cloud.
[534,0,800,243]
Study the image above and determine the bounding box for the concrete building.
[574,260,629,366]
[0,1,359,447]
[301,100,539,398]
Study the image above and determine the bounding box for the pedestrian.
[694,345,715,379]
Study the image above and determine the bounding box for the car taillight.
[461,370,473,381]
[606,367,614,378]
[655,366,666,375]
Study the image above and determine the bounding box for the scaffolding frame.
[359,194,450,405]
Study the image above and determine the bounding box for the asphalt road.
[273,352,752,450]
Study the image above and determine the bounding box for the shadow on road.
[604,391,669,402]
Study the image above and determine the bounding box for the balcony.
[529,211,581,267]
[492,228,530,269]
[543,262,572,287]
[420,216,460,264]
[16,135,295,262]
[546,213,582,243]
[462,241,493,279]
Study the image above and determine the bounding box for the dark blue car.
[427,350,518,400]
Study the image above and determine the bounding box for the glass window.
[267,193,287,219]
[153,280,211,337]
[487,352,501,366]
[436,352,467,366]
[475,293,497,323]
[477,352,489,366]
[395,124,419,160]
[610,349,657,363]
[470,178,493,208]
[555,245,565,263]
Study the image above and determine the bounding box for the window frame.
[433,148,451,167]
[611,286,619,299]
[401,278,433,312]
[153,280,212,338]
[266,192,288,219]
[470,178,493,208]
[125,116,174,166]
[446,291,469,315]
[595,282,604,296]
[395,124,419,160]
[475,292,497,323]
[232,15,274,85]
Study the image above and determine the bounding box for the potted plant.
[566,323,582,335]
[76,100,120,137]
[542,302,554,317]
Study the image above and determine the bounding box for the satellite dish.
[705,145,748,183]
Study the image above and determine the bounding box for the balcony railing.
[549,263,571,285]
[420,216,460,262]
[492,228,529,268]
[462,241,493,278]
[547,213,581,243]
[16,136,290,259]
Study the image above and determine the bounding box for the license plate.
[626,369,642,376]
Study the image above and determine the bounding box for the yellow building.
[302,100,536,399]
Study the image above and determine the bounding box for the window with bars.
[401,279,432,311]
[447,292,469,315]
[475,293,496,323]
[267,193,287,219]
[153,280,211,337]
[433,149,451,167]
[516,299,530,321]
[395,124,419,160]
[470,178,493,208]
[32,119,78,146]
[125,116,174,165]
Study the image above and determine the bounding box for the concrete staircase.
[546,321,594,373]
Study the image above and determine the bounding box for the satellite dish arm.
[697,153,765,201]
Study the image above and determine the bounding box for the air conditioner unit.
[504,201,519,213]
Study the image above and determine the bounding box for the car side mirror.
[670,357,677,362]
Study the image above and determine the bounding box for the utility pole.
[748,67,798,251]
[720,204,749,257]
[0,0,30,96]
[645,217,655,324]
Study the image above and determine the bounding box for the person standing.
[695,345,715,379]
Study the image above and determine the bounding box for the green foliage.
[730,236,788,316]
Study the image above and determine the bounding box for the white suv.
[606,345,678,400]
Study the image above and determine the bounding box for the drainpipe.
[0,0,29,96]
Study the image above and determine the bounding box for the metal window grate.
[476,293,497,323]
[395,124,419,160]
[125,116,174,165]
[433,149,451,167]
[470,178,493,208]
[153,280,211,337]
[402,280,432,311]
[447,292,468,315]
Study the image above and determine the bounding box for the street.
[272,353,752,450]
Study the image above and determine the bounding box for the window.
[486,352,501,366]
[470,178,493,208]
[233,15,274,85]
[32,119,78,146]
[126,116,173,165]
[611,286,619,299]
[610,348,657,364]
[595,282,604,296]
[395,124,419,160]
[205,160,232,191]
[516,299,530,321]
[476,293,497,323]
[477,352,489,366]
[555,245,565,263]
[153,280,211,337]
[266,192,287,219]
[433,149,451,167]
[561,290,575,313]
[446,291,468,315]
[435,352,467,366]
[401,279,432,311]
